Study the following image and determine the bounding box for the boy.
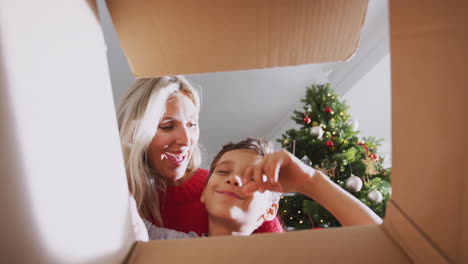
[131,137,381,240]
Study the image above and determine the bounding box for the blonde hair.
[117,76,201,226]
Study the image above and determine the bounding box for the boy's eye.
[188,123,197,128]
[216,170,230,175]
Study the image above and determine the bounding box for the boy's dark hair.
[209,137,274,177]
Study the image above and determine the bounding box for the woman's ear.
[262,202,279,221]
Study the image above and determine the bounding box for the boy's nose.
[225,175,243,187]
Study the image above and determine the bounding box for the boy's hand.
[242,150,383,226]
[241,150,315,194]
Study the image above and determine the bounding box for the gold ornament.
[362,157,379,175]
[315,163,336,178]
[283,138,290,145]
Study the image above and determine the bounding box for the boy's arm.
[242,150,382,226]
[143,219,196,240]
[298,170,382,226]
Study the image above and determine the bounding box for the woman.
[117,76,283,235]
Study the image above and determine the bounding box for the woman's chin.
[162,167,190,186]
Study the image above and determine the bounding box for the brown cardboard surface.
[462,154,468,264]
[107,0,368,77]
[127,225,410,264]
[383,202,449,263]
[389,0,467,263]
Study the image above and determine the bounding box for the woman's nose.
[225,175,243,187]
[175,126,190,146]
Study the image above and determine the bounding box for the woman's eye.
[159,126,173,130]
[188,123,198,128]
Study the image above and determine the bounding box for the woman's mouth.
[165,152,188,166]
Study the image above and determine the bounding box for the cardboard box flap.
[384,202,450,263]
[107,0,368,77]
[127,225,411,264]
[389,1,468,263]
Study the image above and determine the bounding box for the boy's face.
[201,149,278,231]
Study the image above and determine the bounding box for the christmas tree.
[277,83,391,229]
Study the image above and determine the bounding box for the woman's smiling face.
[147,92,200,185]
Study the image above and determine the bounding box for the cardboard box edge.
[383,201,451,263]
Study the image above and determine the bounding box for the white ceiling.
[98,0,390,168]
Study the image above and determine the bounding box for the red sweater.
[157,169,209,236]
[155,168,284,235]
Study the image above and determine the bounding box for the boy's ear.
[262,202,279,221]
[200,188,206,204]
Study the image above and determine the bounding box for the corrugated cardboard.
[384,203,448,263]
[107,0,368,77]
[127,225,410,264]
[388,0,467,263]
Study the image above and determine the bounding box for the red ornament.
[370,153,378,160]
[303,116,312,124]
[325,107,333,114]
[325,141,334,147]
[358,142,370,155]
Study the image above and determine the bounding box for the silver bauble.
[367,190,383,203]
[345,174,363,192]
[347,119,359,131]
[310,126,324,139]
